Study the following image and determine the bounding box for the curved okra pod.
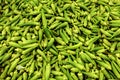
[65,42,82,50]
[8,58,20,74]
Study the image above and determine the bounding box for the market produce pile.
[0,0,120,80]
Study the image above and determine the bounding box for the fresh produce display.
[0,0,120,80]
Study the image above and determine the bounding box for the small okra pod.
[77,72,83,80]
[55,75,68,80]
[51,71,63,76]
[18,55,33,64]
[65,24,72,36]
[43,5,53,14]
[97,53,109,61]
[37,49,47,61]
[65,42,82,50]
[22,43,38,48]
[49,48,58,55]
[108,54,116,61]
[45,63,51,80]
[110,42,117,52]
[67,60,85,70]
[62,65,73,69]
[71,3,75,13]
[18,21,40,26]
[48,17,55,25]
[111,61,120,78]
[38,28,43,43]
[61,4,70,12]
[82,72,98,78]
[41,9,47,28]
[99,70,105,80]
[80,27,92,35]
[60,29,69,43]
[22,45,37,55]
[70,68,79,72]
[8,42,22,48]
[0,65,9,79]
[17,75,23,80]
[103,39,111,46]
[51,3,56,13]
[22,26,30,37]
[8,15,20,25]
[8,58,20,74]
[112,61,120,73]
[76,57,84,65]
[34,13,41,22]
[96,60,111,70]
[29,60,35,76]
[0,36,4,41]
[60,66,73,80]
[5,77,11,80]
[11,70,18,80]
[55,17,68,22]
[0,52,12,64]
[55,22,68,30]
[62,29,70,40]
[70,72,78,80]
[0,46,9,56]
[112,28,120,38]
[44,27,52,38]
[55,37,66,45]
[85,36,99,46]
[29,71,41,80]
[85,51,96,59]
[11,36,21,41]
[44,38,55,51]
[49,21,60,29]
[100,28,112,37]
[79,51,89,62]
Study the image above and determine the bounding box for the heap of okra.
[0,0,120,80]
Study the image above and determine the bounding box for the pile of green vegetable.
[0,0,120,80]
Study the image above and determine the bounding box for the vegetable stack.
[0,0,120,80]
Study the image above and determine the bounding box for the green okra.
[18,21,40,26]
[17,75,23,80]
[22,43,38,48]
[41,9,47,28]
[111,61,120,78]
[44,27,52,38]
[45,63,51,80]
[22,45,37,55]
[0,46,9,56]
[29,60,35,76]
[49,48,58,55]
[60,29,69,43]
[8,58,20,74]
[86,36,99,45]
[51,71,63,76]
[82,72,98,78]
[110,42,117,52]
[96,60,111,70]
[11,70,18,80]
[23,72,27,80]
[0,65,10,79]
[65,42,82,49]
[37,49,47,61]
[8,42,22,48]
[44,38,55,51]
[67,60,85,70]
[55,22,68,30]
[29,71,41,80]
[55,37,66,45]
[0,52,12,64]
